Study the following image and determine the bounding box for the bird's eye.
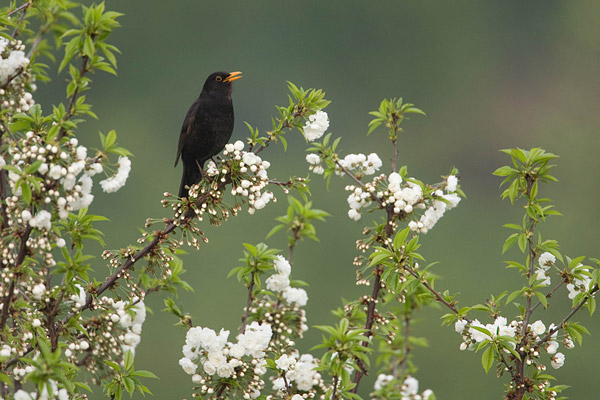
[215,76,223,82]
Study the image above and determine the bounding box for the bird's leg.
[195,159,208,180]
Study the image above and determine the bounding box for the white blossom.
[286,354,320,391]
[538,252,556,269]
[14,390,32,400]
[373,374,394,391]
[545,340,559,354]
[454,319,467,333]
[530,320,546,336]
[306,153,320,165]
[535,267,551,286]
[266,273,289,292]
[235,322,272,358]
[31,283,46,300]
[282,287,308,306]
[0,38,30,85]
[303,110,329,141]
[179,357,197,375]
[551,352,565,369]
[446,175,458,192]
[401,376,419,396]
[275,354,296,371]
[29,210,51,230]
[0,345,12,358]
[49,164,63,179]
[273,255,291,276]
[21,210,32,221]
[100,156,131,193]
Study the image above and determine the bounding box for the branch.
[0,225,33,333]
[530,278,567,314]
[7,1,32,17]
[9,1,31,38]
[335,160,384,207]
[402,262,468,321]
[537,284,599,346]
[0,120,22,150]
[400,314,410,376]
[240,270,256,334]
[58,55,90,140]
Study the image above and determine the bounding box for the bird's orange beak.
[224,71,243,82]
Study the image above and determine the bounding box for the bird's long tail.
[178,161,203,198]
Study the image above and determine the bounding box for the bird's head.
[201,71,242,97]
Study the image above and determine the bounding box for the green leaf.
[534,291,548,308]
[130,370,159,379]
[503,233,519,253]
[393,227,410,250]
[83,35,95,58]
[20,181,32,204]
[481,346,494,373]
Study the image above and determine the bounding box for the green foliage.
[248,81,330,151]
[228,242,280,287]
[103,351,157,400]
[367,98,425,139]
[267,196,330,248]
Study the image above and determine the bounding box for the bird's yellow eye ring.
[215,76,223,82]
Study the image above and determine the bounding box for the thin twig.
[10,1,31,38]
[400,314,410,376]
[58,56,90,139]
[537,284,599,346]
[240,270,256,334]
[8,1,32,17]
[530,278,567,313]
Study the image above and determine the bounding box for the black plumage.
[174,71,242,198]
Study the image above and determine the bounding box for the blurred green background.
[36,0,600,398]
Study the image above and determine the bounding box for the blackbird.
[174,71,242,198]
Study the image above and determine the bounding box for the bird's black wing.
[174,99,199,167]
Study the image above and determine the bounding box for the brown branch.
[10,1,31,38]
[58,55,90,140]
[400,314,410,376]
[287,227,300,261]
[8,1,32,17]
[537,284,599,346]
[1,225,33,333]
[0,120,22,150]
[530,278,567,313]
[240,270,256,334]
[402,262,467,320]
[514,176,538,398]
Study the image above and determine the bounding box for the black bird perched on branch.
[174,71,242,198]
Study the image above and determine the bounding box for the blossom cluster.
[272,353,322,393]
[5,132,129,214]
[1,132,130,273]
[343,170,461,233]
[0,38,34,117]
[303,110,329,142]
[306,152,383,178]
[266,255,308,307]
[0,38,29,85]
[535,252,555,286]
[108,297,147,355]
[213,140,274,214]
[455,316,572,370]
[566,263,593,300]
[13,380,69,400]
[179,322,273,399]
[372,374,434,400]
